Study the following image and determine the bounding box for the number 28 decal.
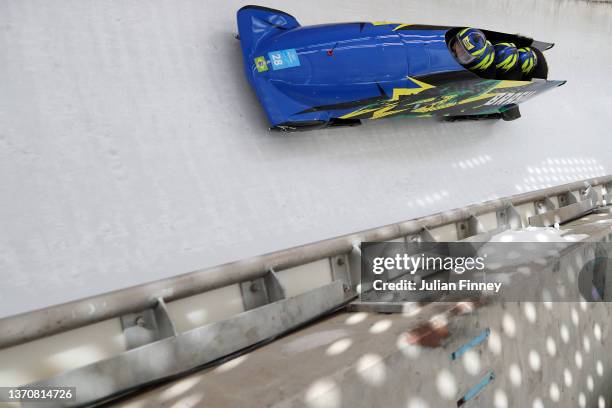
[267,49,301,71]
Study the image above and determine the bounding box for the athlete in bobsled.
[450,28,546,81]
[237,6,565,131]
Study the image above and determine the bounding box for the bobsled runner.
[236,5,566,131]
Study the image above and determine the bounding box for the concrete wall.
[114,302,612,408]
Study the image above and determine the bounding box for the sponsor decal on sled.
[254,56,268,73]
[484,91,537,106]
[267,49,300,71]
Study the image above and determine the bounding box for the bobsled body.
[237,5,565,131]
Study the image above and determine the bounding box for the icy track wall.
[2,0,612,317]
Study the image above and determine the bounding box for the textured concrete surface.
[115,303,612,408]
[2,0,612,317]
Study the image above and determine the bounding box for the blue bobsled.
[237,5,565,131]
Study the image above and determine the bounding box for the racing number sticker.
[267,49,300,71]
[254,56,268,72]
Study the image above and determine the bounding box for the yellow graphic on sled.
[372,22,413,31]
[340,77,435,120]
[340,79,531,120]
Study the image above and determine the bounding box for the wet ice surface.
[1,0,612,316]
